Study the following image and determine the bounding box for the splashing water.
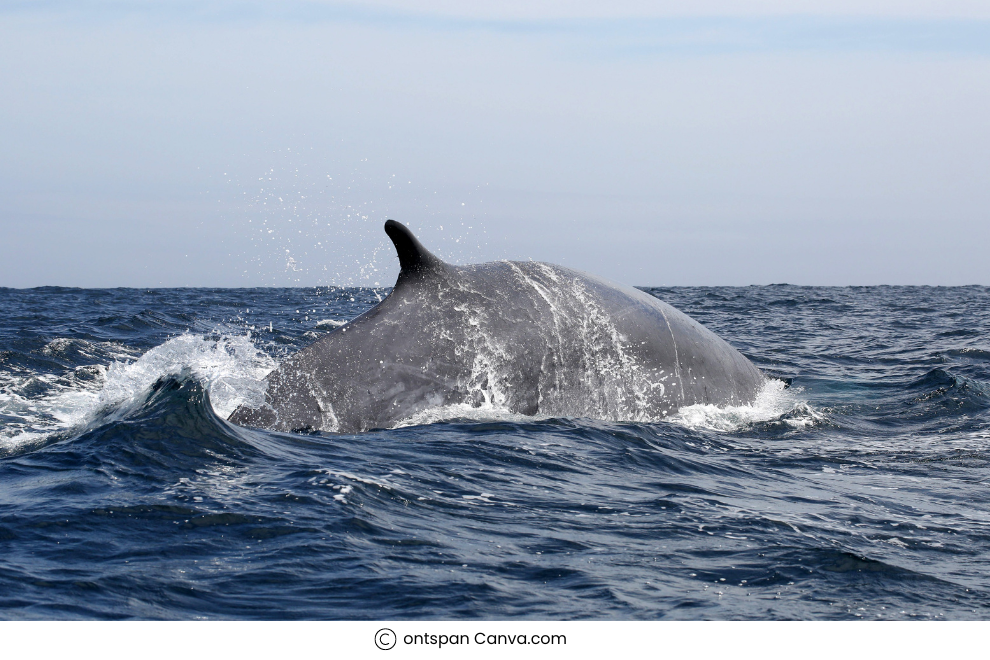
[396,401,551,428]
[0,333,274,453]
[96,333,275,420]
[671,379,824,432]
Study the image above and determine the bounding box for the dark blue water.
[2,285,989,620]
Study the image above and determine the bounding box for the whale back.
[228,222,764,433]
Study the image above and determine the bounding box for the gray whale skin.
[229,220,765,433]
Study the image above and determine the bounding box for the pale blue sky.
[2,1,988,287]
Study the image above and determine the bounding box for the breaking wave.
[0,333,274,454]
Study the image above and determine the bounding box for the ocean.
[1,284,988,619]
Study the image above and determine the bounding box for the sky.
[1,1,988,287]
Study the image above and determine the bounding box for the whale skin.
[228,220,765,433]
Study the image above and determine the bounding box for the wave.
[910,368,990,400]
[73,375,266,473]
[0,333,274,455]
[940,347,990,361]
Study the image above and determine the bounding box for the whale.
[228,220,765,433]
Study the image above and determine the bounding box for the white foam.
[94,333,275,420]
[392,377,820,433]
[394,402,548,428]
[0,334,276,453]
[669,378,823,432]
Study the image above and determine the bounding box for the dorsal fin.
[384,219,446,281]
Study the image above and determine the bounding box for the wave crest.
[0,334,274,454]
